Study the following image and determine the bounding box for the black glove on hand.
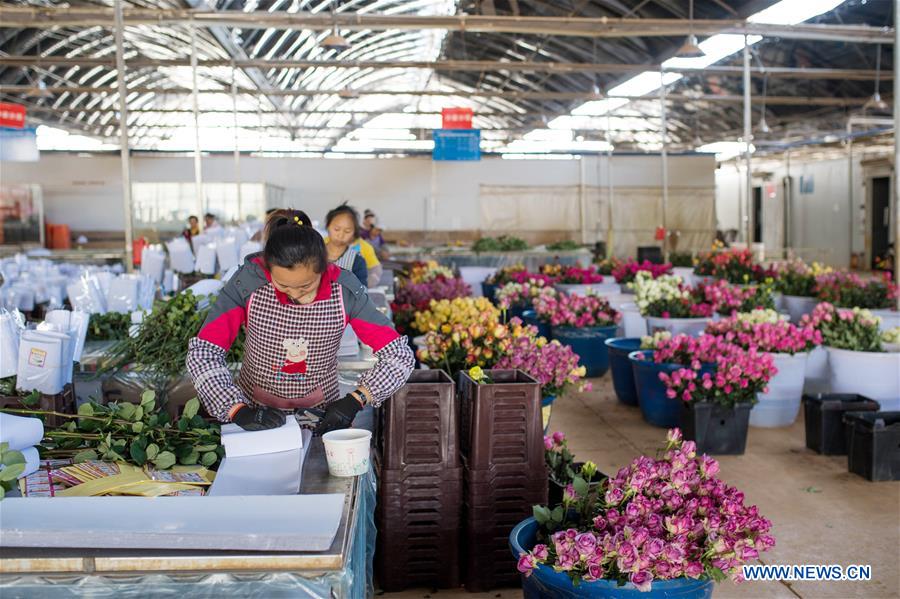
[315,394,364,436]
[232,404,286,431]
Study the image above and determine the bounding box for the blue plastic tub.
[523,309,552,340]
[510,518,714,599]
[504,304,528,323]
[481,282,498,303]
[605,338,642,406]
[553,325,619,378]
[629,350,716,428]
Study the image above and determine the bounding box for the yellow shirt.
[327,236,381,269]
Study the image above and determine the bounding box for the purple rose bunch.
[496,332,591,397]
[534,292,621,328]
[517,429,775,590]
[391,275,472,334]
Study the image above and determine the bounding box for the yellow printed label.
[28,348,47,368]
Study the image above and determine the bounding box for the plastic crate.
[458,369,543,470]
[843,411,900,481]
[804,394,880,455]
[382,369,459,471]
[463,522,523,592]
[376,463,463,591]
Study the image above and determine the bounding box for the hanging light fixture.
[675,0,704,58]
[320,1,350,51]
[863,44,889,112]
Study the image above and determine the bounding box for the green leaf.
[533,505,551,524]
[152,451,177,470]
[129,443,147,465]
[0,449,25,467]
[177,418,189,432]
[175,445,193,459]
[77,403,94,417]
[550,506,564,523]
[183,398,200,420]
[146,444,160,460]
[117,402,135,420]
[132,422,144,433]
[133,406,144,421]
[573,476,589,498]
[73,449,99,463]
[0,485,5,499]
[180,448,199,465]
[0,463,25,481]
[141,390,156,407]
[194,444,218,453]
[200,451,218,467]
[19,391,41,408]
[190,415,205,428]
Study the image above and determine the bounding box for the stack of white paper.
[221,417,303,458]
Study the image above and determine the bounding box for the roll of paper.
[0,413,45,452]
[19,447,39,479]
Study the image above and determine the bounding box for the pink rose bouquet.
[496,279,557,310]
[697,279,775,315]
[496,331,592,397]
[705,311,822,354]
[815,271,898,310]
[555,266,608,285]
[534,292,621,328]
[519,429,776,589]
[800,302,884,352]
[659,344,776,407]
[612,260,673,285]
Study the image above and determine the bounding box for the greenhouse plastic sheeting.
[0,466,378,599]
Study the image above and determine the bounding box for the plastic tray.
[804,394,880,455]
[843,411,900,481]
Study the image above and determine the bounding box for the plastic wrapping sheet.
[195,244,218,276]
[106,277,140,313]
[0,465,376,598]
[0,310,22,377]
[239,241,262,263]
[15,329,73,394]
[66,277,107,314]
[166,238,196,274]
[140,248,166,285]
[215,239,240,273]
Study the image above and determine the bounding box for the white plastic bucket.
[620,303,647,338]
[555,283,621,296]
[671,267,695,287]
[751,352,808,427]
[459,267,497,298]
[783,295,818,324]
[322,429,372,477]
[645,316,710,338]
[804,346,830,396]
[871,309,900,334]
[827,347,900,410]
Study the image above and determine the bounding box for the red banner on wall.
[441,107,473,129]
[0,102,26,129]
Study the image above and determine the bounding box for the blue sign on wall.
[0,127,39,162]
[433,129,480,161]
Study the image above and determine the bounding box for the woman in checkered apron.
[186,209,414,434]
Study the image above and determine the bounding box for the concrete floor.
[382,377,900,599]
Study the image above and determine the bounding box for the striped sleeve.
[339,271,414,406]
[186,262,265,422]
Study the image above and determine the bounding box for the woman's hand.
[314,393,364,436]
[232,404,286,431]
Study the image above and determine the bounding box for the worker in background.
[186,209,414,433]
[360,209,388,260]
[204,213,221,231]
[184,215,201,240]
[325,203,368,287]
[251,208,281,242]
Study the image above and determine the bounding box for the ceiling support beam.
[0,8,892,44]
[0,84,882,106]
[0,58,890,81]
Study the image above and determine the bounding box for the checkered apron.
[237,282,345,408]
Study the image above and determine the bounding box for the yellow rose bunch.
[407,260,455,284]
[413,297,500,335]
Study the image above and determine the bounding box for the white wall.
[714,155,866,268]
[2,152,715,234]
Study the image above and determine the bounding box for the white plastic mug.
[322,429,372,477]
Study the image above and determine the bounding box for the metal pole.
[114,0,134,271]
[579,156,588,244]
[785,148,791,255]
[606,107,614,258]
[894,0,899,299]
[660,71,669,257]
[848,125,854,268]
[743,35,752,245]
[232,66,242,223]
[190,23,204,222]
